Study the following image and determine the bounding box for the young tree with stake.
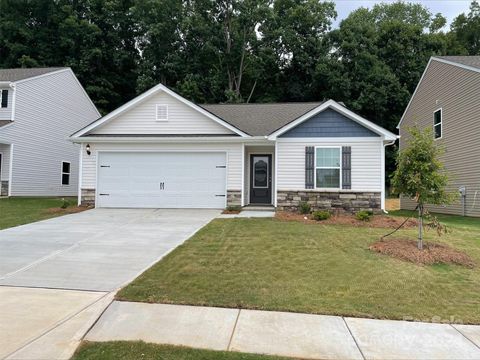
[391,127,455,250]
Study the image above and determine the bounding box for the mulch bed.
[44,206,90,215]
[275,211,418,229]
[370,238,475,268]
[222,210,241,214]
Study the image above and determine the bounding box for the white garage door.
[97,152,227,208]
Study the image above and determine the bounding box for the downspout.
[382,138,397,214]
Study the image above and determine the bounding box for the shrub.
[60,198,70,209]
[226,205,241,212]
[298,202,311,214]
[312,210,331,221]
[356,210,373,222]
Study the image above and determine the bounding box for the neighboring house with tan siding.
[0,68,100,197]
[398,56,480,217]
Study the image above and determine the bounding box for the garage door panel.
[97,152,227,208]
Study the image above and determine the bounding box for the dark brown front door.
[250,154,272,204]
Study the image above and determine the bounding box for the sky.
[332,0,472,28]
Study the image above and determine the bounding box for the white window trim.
[433,108,442,140]
[156,104,169,122]
[61,161,71,186]
[314,146,342,190]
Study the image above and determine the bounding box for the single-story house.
[70,83,397,211]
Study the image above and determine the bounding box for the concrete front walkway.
[86,301,480,360]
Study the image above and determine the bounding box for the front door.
[250,154,272,204]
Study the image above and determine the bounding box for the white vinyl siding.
[276,138,382,191]
[0,87,13,120]
[81,142,243,191]
[0,70,99,196]
[92,91,234,135]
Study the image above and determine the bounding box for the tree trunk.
[418,204,423,250]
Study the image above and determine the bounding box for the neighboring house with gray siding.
[398,56,480,217]
[0,68,100,197]
[70,83,396,211]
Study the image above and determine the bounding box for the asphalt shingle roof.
[435,56,480,70]
[0,120,13,128]
[0,67,67,82]
[201,102,323,136]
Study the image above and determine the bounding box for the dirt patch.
[370,238,475,268]
[44,206,90,215]
[276,211,418,229]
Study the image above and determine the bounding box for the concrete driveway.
[0,209,219,291]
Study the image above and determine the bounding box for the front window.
[434,109,442,139]
[62,162,71,185]
[315,147,341,188]
[1,89,8,108]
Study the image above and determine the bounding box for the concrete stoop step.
[242,205,276,212]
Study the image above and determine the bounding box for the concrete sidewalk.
[86,301,480,360]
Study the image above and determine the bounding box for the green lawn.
[73,341,290,360]
[118,214,480,324]
[0,197,81,230]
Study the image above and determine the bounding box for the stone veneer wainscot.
[0,181,8,196]
[277,190,381,213]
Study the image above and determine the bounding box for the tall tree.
[0,0,139,114]
[450,1,480,55]
[261,0,336,101]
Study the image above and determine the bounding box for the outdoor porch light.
[86,143,91,156]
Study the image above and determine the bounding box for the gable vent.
[156,104,168,121]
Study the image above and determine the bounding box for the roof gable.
[280,108,379,138]
[92,90,237,136]
[269,100,397,140]
[398,56,480,129]
[72,83,248,138]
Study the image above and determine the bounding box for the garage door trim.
[95,150,229,209]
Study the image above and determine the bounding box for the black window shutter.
[1,90,8,108]
[342,146,351,189]
[305,146,315,189]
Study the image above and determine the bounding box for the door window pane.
[253,157,268,188]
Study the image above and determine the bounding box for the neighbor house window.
[1,90,8,108]
[156,104,168,121]
[315,147,341,188]
[61,162,71,185]
[434,109,442,139]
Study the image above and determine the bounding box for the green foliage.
[312,210,331,221]
[60,198,70,209]
[355,210,373,222]
[451,1,480,55]
[391,127,454,206]
[391,127,455,249]
[298,202,311,215]
[226,205,242,212]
